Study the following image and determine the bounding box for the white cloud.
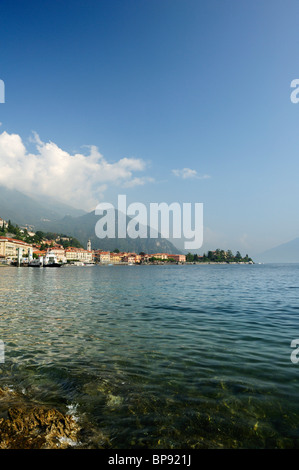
[171,168,210,180]
[0,131,154,210]
[123,176,155,188]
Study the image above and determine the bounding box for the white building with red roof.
[0,236,33,260]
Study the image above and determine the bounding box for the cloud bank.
[172,167,210,180]
[0,131,152,210]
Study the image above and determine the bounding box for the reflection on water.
[0,264,299,448]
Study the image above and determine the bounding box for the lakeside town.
[0,216,254,267]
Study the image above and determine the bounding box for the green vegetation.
[0,222,83,248]
[148,256,175,263]
[186,249,253,263]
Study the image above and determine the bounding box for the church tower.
[87,239,91,251]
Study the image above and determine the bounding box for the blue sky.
[1,0,299,255]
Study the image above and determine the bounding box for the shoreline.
[0,261,256,269]
[0,261,255,268]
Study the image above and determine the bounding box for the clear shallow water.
[0,263,299,448]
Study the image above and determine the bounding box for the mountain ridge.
[0,185,86,226]
[0,186,182,254]
[256,237,299,263]
[37,210,183,254]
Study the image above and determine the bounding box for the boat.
[28,258,43,267]
[44,262,63,267]
[43,253,65,267]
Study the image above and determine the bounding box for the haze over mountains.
[0,186,182,254]
[255,238,299,263]
[0,186,85,225]
[2,185,298,261]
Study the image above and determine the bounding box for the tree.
[35,231,45,242]
[7,220,15,233]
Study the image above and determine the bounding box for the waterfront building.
[33,250,47,258]
[47,246,67,263]
[65,247,93,263]
[168,254,186,262]
[0,236,32,259]
[99,251,111,264]
[139,253,151,263]
[134,254,141,264]
[121,253,136,264]
[65,247,93,262]
[0,218,8,229]
[151,253,169,260]
[93,249,103,263]
[110,252,122,264]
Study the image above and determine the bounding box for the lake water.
[0,263,299,448]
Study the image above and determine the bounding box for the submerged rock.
[0,406,80,449]
[0,387,81,449]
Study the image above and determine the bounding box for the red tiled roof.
[0,236,31,246]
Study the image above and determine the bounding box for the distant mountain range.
[0,186,182,254]
[3,185,297,260]
[0,186,85,226]
[38,210,182,254]
[256,238,299,263]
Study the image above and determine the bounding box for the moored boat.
[28,259,43,267]
[43,253,65,267]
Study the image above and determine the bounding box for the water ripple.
[0,264,299,448]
